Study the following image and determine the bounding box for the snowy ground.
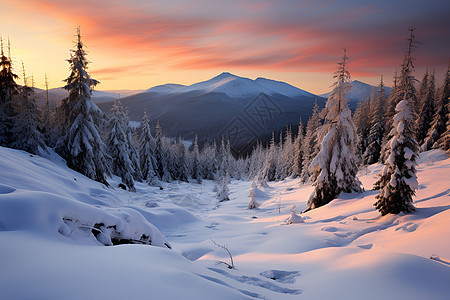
[0,146,449,299]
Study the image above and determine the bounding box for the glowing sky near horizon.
[1,0,449,94]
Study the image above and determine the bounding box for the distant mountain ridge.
[146,72,316,98]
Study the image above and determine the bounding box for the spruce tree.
[422,65,449,151]
[362,76,386,165]
[0,37,19,146]
[9,64,46,154]
[381,27,418,162]
[56,27,110,185]
[305,48,363,212]
[416,71,436,146]
[374,99,418,215]
[301,102,322,182]
[437,100,450,152]
[247,182,260,209]
[154,120,171,182]
[397,26,419,113]
[127,126,142,182]
[291,118,304,178]
[217,175,230,202]
[191,135,202,183]
[260,132,277,182]
[353,96,372,158]
[106,100,135,191]
[139,110,159,186]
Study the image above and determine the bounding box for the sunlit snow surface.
[0,146,449,299]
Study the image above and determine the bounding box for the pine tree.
[416,71,436,146]
[422,65,449,151]
[305,48,363,212]
[106,100,135,191]
[56,27,110,185]
[169,138,189,182]
[127,126,142,181]
[9,64,46,154]
[286,205,303,224]
[260,132,277,182]
[353,95,372,158]
[291,118,304,178]
[154,120,171,182]
[397,26,419,113]
[191,135,202,183]
[301,102,322,182]
[217,175,230,202]
[381,72,400,161]
[247,182,260,209]
[40,73,54,145]
[437,100,450,152]
[362,76,386,165]
[381,27,418,162]
[0,37,19,146]
[373,99,418,215]
[139,110,159,186]
[417,70,429,108]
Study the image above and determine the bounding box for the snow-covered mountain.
[146,72,315,99]
[99,73,326,152]
[320,80,392,106]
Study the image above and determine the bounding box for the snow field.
[0,146,449,299]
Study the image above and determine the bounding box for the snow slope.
[146,72,315,98]
[0,146,449,299]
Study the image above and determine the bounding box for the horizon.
[1,0,449,94]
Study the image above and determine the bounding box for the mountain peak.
[214,72,236,79]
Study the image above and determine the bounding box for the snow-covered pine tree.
[373,99,418,215]
[56,27,110,185]
[353,95,372,159]
[217,175,230,202]
[247,182,260,209]
[200,141,218,180]
[170,138,189,182]
[362,76,386,165]
[380,72,400,162]
[127,126,142,182]
[106,100,135,191]
[154,120,171,182]
[9,64,46,154]
[286,205,303,224]
[40,73,54,145]
[423,64,449,151]
[139,110,159,186]
[191,135,202,183]
[397,26,419,113]
[0,37,19,146]
[305,48,363,212]
[417,70,429,108]
[437,100,450,152]
[260,132,277,182]
[381,27,418,162]
[301,102,322,182]
[416,70,436,146]
[291,118,304,178]
[280,127,294,179]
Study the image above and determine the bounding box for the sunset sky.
[1,0,449,94]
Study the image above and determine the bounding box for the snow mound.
[0,146,170,248]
